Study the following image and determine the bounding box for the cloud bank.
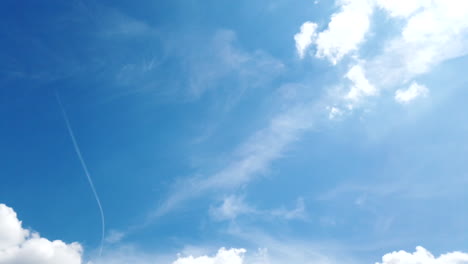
[4,204,468,264]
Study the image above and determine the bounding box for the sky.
[1,0,468,263]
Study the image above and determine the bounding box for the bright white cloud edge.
[294,22,318,59]
[173,248,246,264]
[0,204,82,264]
[376,246,468,264]
[395,82,429,104]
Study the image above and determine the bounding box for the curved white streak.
[55,92,105,257]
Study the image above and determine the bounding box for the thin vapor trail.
[55,92,105,257]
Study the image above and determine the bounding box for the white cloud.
[371,0,468,84]
[170,237,349,264]
[0,204,83,264]
[299,0,468,111]
[345,64,377,104]
[173,248,246,264]
[315,0,374,64]
[395,82,429,104]
[356,0,468,91]
[376,246,468,264]
[0,205,28,250]
[310,0,468,67]
[294,22,318,58]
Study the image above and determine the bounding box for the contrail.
[55,91,105,257]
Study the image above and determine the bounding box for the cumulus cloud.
[0,204,83,264]
[370,0,468,84]
[315,0,374,64]
[0,205,28,250]
[173,248,246,264]
[309,0,468,67]
[294,22,318,58]
[299,0,468,111]
[345,64,377,105]
[293,0,375,63]
[171,241,341,264]
[395,82,429,104]
[376,246,468,264]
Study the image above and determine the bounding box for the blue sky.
[1,0,468,263]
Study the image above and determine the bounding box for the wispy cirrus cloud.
[181,30,285,100]
[210,195,306,221]
[152,100,319,218]
[104,28,284,105]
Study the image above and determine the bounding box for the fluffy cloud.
[172,247,468,264]
[0,205,28,250]
[376,246,468,264]
[345,64,377,105]
[371,0,468,84]
[294,0,375,64]
[0,204,83,264]
[299,0,468,110]
[308,0,468,67]
[294,22,318,58]
[395,82,429,104]
[314,0,374,64]
[173,248,246,264]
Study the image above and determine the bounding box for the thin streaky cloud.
[55,91,106,257]
[150,100,320,220]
